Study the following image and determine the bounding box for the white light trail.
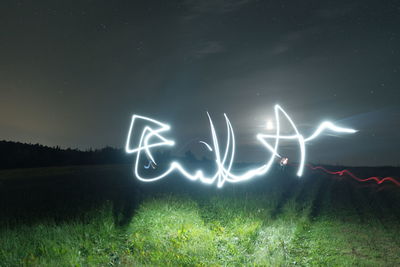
[125,105,357,188]
[199,141,213,152]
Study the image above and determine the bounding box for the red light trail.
[307,164,400,187]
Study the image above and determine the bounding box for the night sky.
[1,0,399,166]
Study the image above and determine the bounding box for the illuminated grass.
[289,218,400,266]
[0,205,123,266]
[1,165,400,266]
[125,196,266,265]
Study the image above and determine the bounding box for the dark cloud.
[182,0,254,19]
[193,41,225,58]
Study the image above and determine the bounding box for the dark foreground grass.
[0,165,400,266]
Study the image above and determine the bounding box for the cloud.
[269,27,321,56]
[316,6,354,19]
[182,0,254,19]
[193,41,225,58]
[270,44,289,55]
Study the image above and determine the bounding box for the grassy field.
[0,164,399,266]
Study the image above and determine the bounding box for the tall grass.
[1,165,400,266]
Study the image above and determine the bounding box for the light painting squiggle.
[125,105,357,188]
[307,164,400,186]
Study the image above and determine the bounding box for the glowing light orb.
[125,105,356,188]
[266,119,274,130]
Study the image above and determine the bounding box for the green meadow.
[0,165,399,266]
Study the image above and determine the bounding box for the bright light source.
[266,119,274,130]
[125,105,356,187]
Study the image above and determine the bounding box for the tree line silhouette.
[0,140,130,169]
[0,140,256,170]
